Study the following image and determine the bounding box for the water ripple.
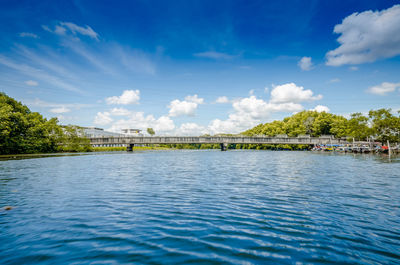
[1,150,400,264]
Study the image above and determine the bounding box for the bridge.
[89,136,366,151]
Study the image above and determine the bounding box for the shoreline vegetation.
[1,92,399,155]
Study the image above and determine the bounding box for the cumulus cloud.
[19,32,39,38]
[106,90,140,105]
[25,80,38,86]
[194,51,234,60]
[175,123,207,136]
[108,112,175,133]
[298,56,313,71]
[270,83,322,103]
[207,83,323,134]
[208,95,304,134]
[184,94,204,104]
[43,22,99,40]
[168,94,204,117]
[49,106,70,114]
[110,108,131,116]
[326,5,400,66]
[367,82,400,95]
[94,112,113,126]
[312,105,330,113]
[215,96,229,103]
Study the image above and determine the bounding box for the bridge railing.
[89,136,353,145]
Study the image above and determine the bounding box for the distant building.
[121,129,143,136]
[83,127,122,138]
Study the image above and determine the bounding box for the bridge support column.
[220,143,228,151]
[127,144,134,152]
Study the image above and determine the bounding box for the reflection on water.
[1,150,399,264]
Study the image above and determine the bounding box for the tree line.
[1,92,399,154]
[0,92,91,155]
[242,109,400,143]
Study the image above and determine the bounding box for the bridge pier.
[126,144,134,152]
[220,143,228,151]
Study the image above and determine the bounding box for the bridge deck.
[89,136,361,146]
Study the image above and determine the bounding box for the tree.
[0,92,92,154]
[346,113,372,140]
[58,125,92,152]
[0,92,64,154]
[369,109,400,143]
[147,127,155,136]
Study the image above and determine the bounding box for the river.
[1,150,399,264]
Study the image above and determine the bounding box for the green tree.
[329,115,348,138]
[0,92,92,154]
[369,109,400,143]
[346,113,372,140]
[0,92,64,154]
[58,125,92,152]
[147,127,155,136]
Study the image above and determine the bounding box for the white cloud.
[174,123,206,136]
[207,83,322,134]
[19,32,39,38]
[64,41,118,75]
[43,22,99,40]
[270,83,322,103]
[110,107,131,116]
[298,56,313,71]
[215,96,229,103]
[168,94,204,117]
[326,5,400,66]
[60,22,99,40]
[94,112,113,126]
[25,80,38,86]
[312,105,330,113]
[194,51,234,60]
[16,44,79,80]
[168,100,197,117]
[107,112,175,134]
[50,106,71,114]
[153,116,175,132]
[54,25,67,35]
[184,94,204,104]
[106,90,140,105]
[208,95,304,134]
[114,45,156,75]
[367,82,400,95]
[328,78,340,83]
[0,55,82,93]
[349,66,359,71]
[233,96,303,118]
[28,98,92,110]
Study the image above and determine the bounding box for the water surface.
[1,150,399,264]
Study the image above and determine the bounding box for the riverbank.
[0,146,176,160]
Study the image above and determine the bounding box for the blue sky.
[1,0,400,135]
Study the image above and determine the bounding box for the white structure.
[121,129,143,136]
[83,127,122,138]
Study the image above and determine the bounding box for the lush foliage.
[147,127,155,136]
[0,92,91,154]
[243,110,400,143]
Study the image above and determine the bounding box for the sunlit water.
[1,150,399,264]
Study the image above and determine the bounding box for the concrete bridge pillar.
[127,144,134,152]
[220,143,228,151]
